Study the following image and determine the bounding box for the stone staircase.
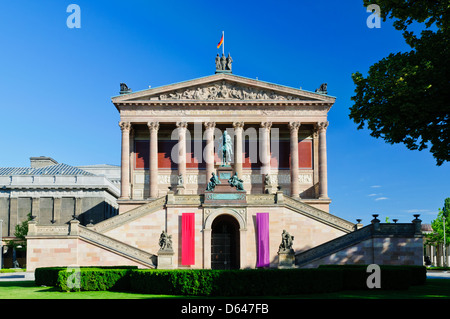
[78,225,157,268]
[294,220,420,267]
[79,196,166,268]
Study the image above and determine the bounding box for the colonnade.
[118,121,329,200]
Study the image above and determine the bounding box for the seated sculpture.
[228,172,244,191]
[206,172,221,191]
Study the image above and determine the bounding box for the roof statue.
[120,83,132,94]
[315,83,328,95]
[215,53,232,74]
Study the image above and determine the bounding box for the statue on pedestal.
[206,172,221,191]
[159,231,173,251]
[218,131,233,165]
[228,172,244,191]
[278,230,294,253]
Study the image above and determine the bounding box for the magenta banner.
[182,213,195,265]
[256,213,270,267]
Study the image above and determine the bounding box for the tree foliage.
[7,213,32,250]
[426,198,450,246]
[350,0,449,166]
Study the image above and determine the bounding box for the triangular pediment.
[112,73,335,104]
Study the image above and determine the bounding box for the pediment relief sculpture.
[150,82,311,101]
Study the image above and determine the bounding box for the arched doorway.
[211,214,240,270]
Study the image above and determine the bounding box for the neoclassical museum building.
[25,57,424,270]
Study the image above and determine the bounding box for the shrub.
[318,264,427,289]
[34,266,137,288]
[57,268,134,292]
[129,268,344,296]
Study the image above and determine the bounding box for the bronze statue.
[206,172,221,191]
[228,172,244,191]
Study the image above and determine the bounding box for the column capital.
[176,121,188,129]
[119,121,131,131]
[204,121,216,129]
[232,121,245,129]
[147,121,160,131]
[288,121,301,132]
[317,121,329,132]
[260,121,272,130]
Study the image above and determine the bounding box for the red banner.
[182,213,195,265]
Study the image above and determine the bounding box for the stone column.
[318,121,329,199]
[260,122,272,190]
[148,122,160,199]
[119,121,131,199]
[233,121,244,178]
[289,122,301,197]
[204,122,216,183]
[177,122,188,194]
[176,122,188,179]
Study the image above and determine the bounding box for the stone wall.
[26,237,146,271]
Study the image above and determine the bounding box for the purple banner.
[256,213,270,267]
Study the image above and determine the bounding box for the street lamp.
[444,215,447,268]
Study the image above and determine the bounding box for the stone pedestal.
[278,250,295,268]
[176,184,185,195]
[157,249,175,269]
[204,165,246,204]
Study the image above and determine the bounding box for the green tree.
[7,213,33,250]
[350,0,449,166]
[426,198,450,247]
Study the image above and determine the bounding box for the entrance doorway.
[211,214,240,270]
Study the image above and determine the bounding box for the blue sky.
[0,0,448,225]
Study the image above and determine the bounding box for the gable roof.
[111,73,335,109]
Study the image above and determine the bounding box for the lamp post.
[444,215,447,268]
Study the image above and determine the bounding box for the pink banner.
[182,213,195,265]
[256,213,270,267]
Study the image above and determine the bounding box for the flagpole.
[222,31,224,55]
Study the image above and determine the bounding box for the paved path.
[426,271,450,279]
[0,272,35,281]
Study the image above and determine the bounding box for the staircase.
[294,221,420,267]
[79,225,157,268]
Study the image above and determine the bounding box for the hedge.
[34,266,138,289]
[58,268,134,292]
[128,268,344,296]
[318,265,427,289]
[34,265,426,296]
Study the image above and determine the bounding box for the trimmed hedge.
[58,268,134,292]
[318,265,427,289]
[34,265,426,296]
[128,268,344,296]
[34,266,138,289]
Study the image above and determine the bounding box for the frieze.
[154,81,309,101]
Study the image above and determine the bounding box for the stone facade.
[24,67,424,271]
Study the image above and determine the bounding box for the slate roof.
[0,163,95,176]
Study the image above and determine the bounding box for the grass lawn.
[0,279,449,299]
